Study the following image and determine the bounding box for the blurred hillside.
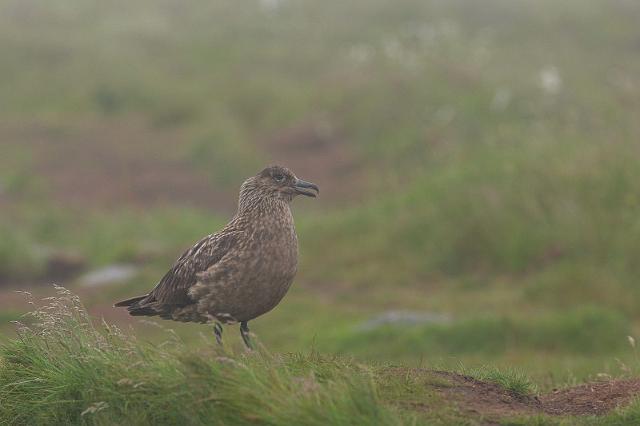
[1,0,640,388]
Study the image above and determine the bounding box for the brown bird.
[114,165,318,348]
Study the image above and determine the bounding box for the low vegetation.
[3,289,640,425]
[0,288,399,425]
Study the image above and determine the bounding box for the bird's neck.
[236,196,292,222]
[237,183,291,215]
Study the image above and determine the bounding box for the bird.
[114,165,318,349]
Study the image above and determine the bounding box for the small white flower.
[538,66,562,95]
[260,0,284,12]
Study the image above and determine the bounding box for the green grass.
[303,139,640,304]
[0,288,401,426]
[333,307,631,358]
[459,364,536,397]
[3,291,640,425]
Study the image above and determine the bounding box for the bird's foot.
[214,322,223,346]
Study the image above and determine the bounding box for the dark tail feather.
[115,294,160,317]
[128,306,159,316]
[114,295,147,308]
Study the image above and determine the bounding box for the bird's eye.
[274,174,285,183]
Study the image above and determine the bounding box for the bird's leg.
[240,321,253,350]
[214,322,223,346]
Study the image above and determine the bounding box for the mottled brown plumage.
[115,165,318,347]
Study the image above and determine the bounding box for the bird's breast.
[192,204,300,322]
[249,220,298,281]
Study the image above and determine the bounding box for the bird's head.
[239,165,319,206]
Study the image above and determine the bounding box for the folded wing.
[114,230,241,317]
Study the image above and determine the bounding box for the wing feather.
[146,230,241,306]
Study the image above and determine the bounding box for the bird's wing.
[146,230,242,306]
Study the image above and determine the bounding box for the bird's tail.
[114,295,147,308]
[114,294,161,317]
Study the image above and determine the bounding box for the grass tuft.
[458,364,536,397]
[0,287,400,425]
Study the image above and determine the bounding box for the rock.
[79,264,138,288]
[46,251,87,280]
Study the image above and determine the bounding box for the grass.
[0,288,401,426]
[3,290,640,425]
[459,364,536,397]
[333,307,631,358]
[302,139,640,300]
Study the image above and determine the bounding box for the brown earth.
[387,368,640,424]
[541,378,640,416]
[0,119,236,212]
[1,117,367,213]
[429,370,541,422]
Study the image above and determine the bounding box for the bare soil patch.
[1,119,235,212]
[540,378,640,416]
[385,368,640,424]
[431,370,541,421]
[3,118,368,212]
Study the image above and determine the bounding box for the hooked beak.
[293,178,319,198]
